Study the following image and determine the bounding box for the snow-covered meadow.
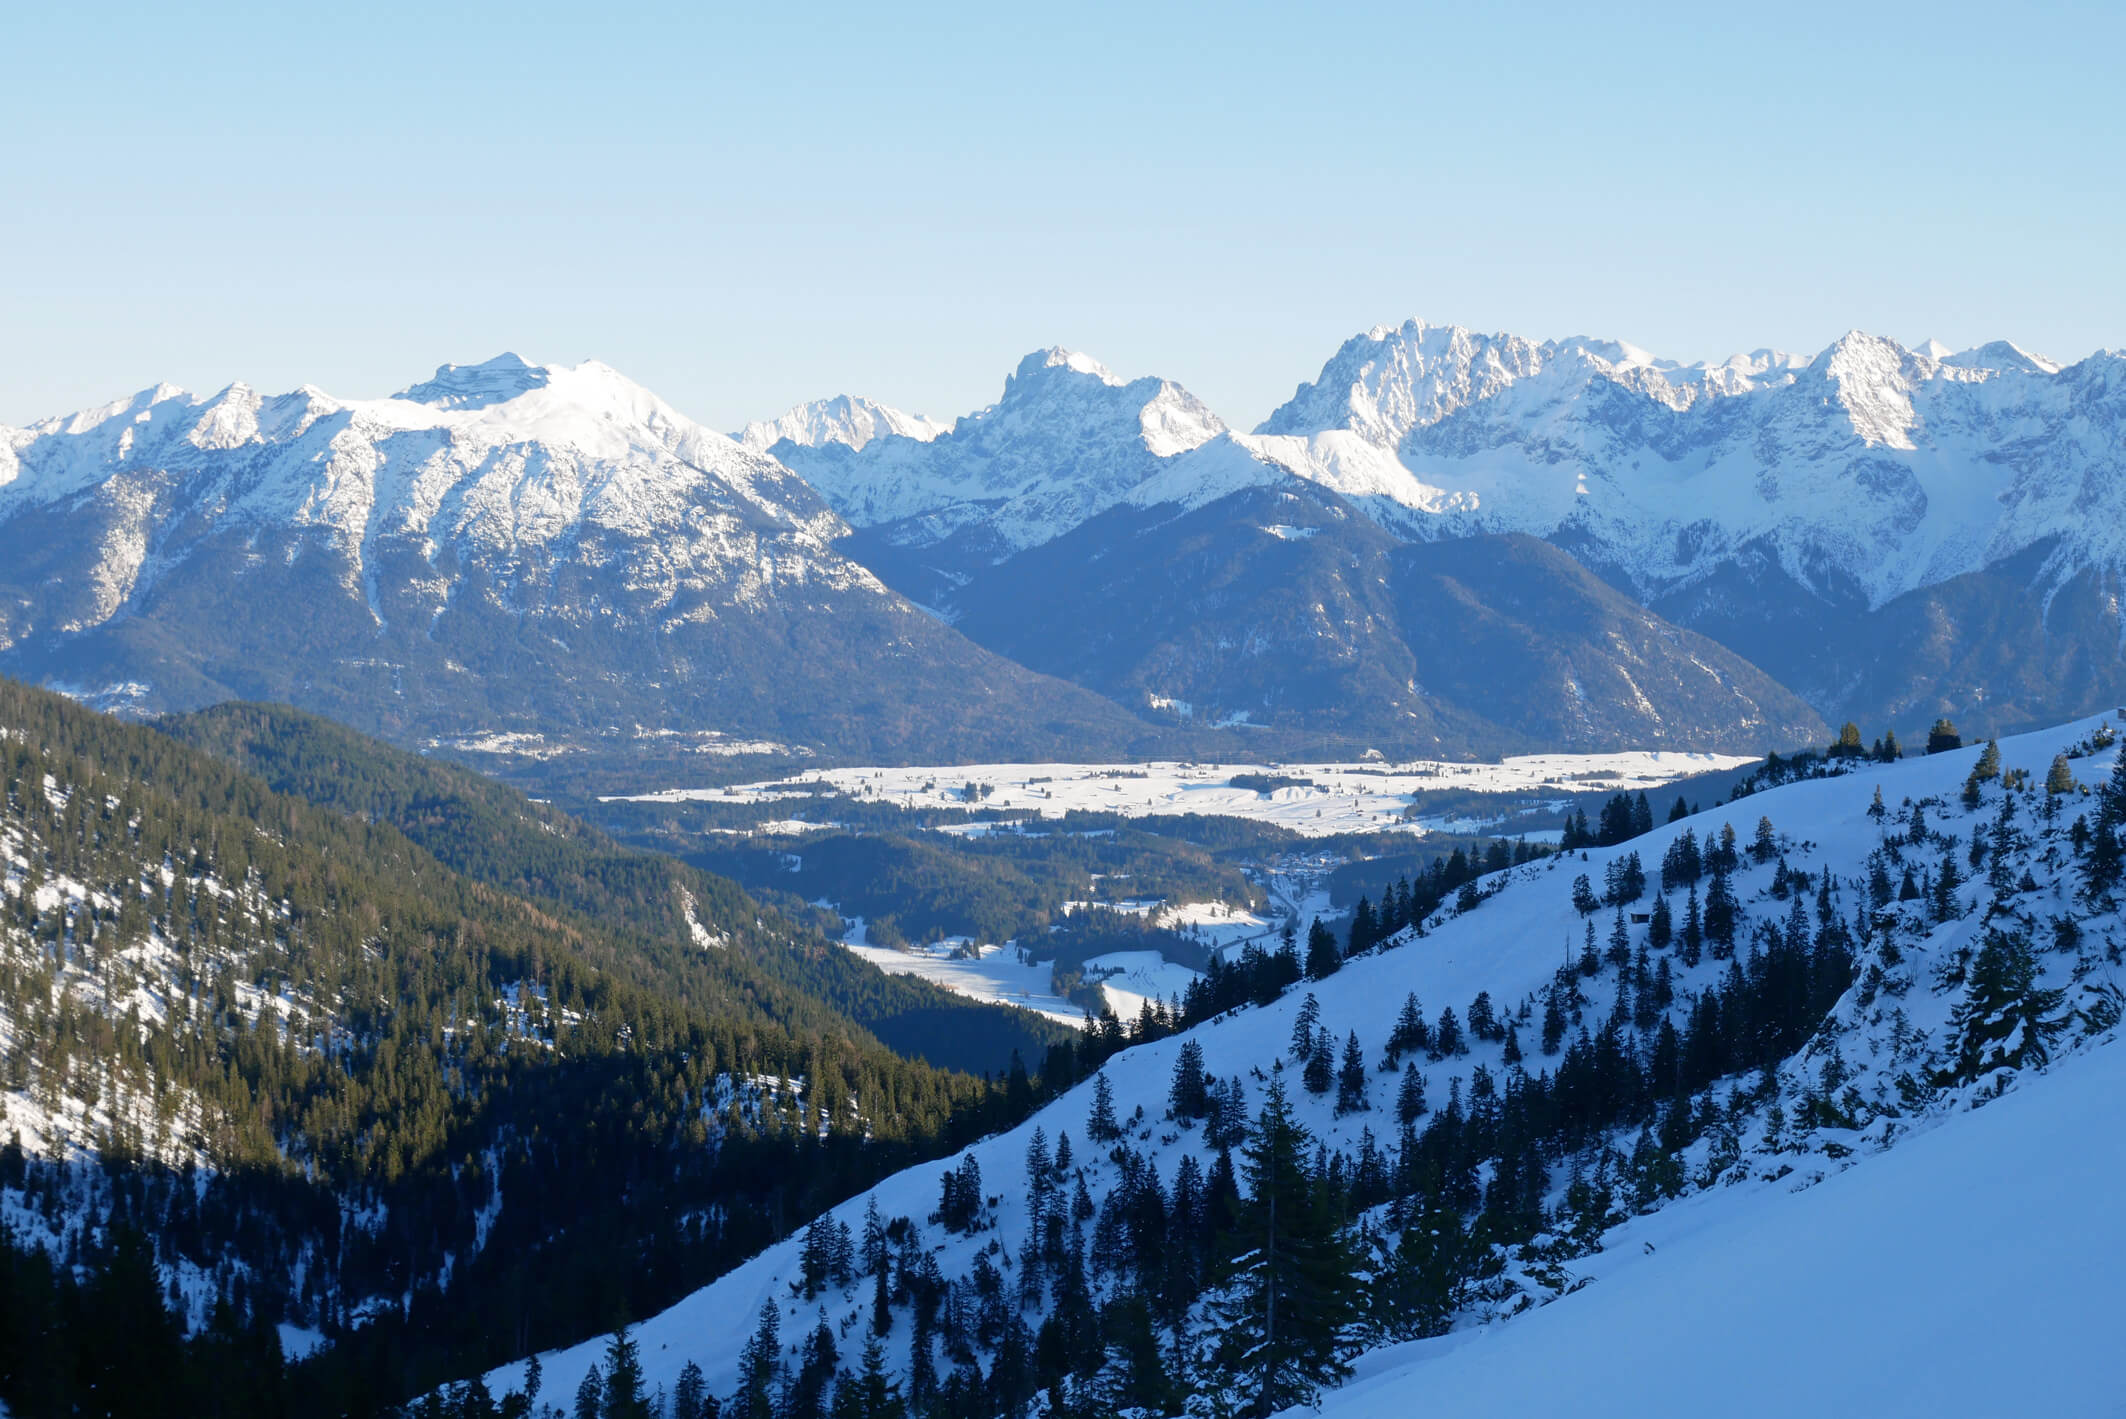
[613,750,1753,839]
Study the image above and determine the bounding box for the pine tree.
[1303,1028,1335,1094]
[1335,1031,1370,1115]
[1386,992,1428,1063]
[1304,918,1341,980]
[1939,929,2068,1086]
[1396,1062,1428,1125]
[1214,1079,1358,1416]
[1703,865,1737,957]
[1087,1071,1120,1142]
[737,1300,782,1419]
[2046,754,2077,797]
[1607,905,1631,967]
[1432,1007,1466,1058]
[1169,1039,1209,1123]
[844,1336,906,1419]
[1371,1198,1465,1342]
[1540,991,1565,1055]
[1571,874,1600,916]
[672,1361,710,1419]
[1681,883,1703,967]
[573,1365,604,1419]
[2086,747,2126,895]
[601,1328,649,1419]
[1290,993,1320,1063]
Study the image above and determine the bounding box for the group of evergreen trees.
[0,682,1097,1416]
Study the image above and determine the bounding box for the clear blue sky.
[3,1,2121,430]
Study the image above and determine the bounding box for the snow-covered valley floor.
[613,750,1752,838]
[838,924,1087,1028]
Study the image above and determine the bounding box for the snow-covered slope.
[472,710,2126,1413]
[1295,1027,2125,1419]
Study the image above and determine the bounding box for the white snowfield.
[618,750,1753,838]
[1290,1031,2126,1419]
[838,924,1086,1028]
[478,712,2126,1413]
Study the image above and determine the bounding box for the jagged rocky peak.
[1004,345,1124,390]
[736,394,950,454]
[1256,318,1547,445]
[1939,339,2063,375]
[395,351,552,409]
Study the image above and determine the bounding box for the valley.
[470,709,2126,1417]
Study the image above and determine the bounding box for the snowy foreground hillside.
[1301,1032,2124,1418]
[477,714,2126,1417]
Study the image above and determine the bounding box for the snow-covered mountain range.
[8,319,2124,772]
[752,321,2126,740]
[761,320,2126,610]
[0,354,1162,772]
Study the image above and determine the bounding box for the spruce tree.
[1432,1007,1466,1058]
[1289,993,1320,1063]
[672,1362,710,1419]
[1302,1028,1335,1095]
[1087,1071,1120,1142]
[1939,929,2068,1085]
[1169,1040,1209,1123]
[1304,918,1341,980]
[1396,1062,1428,1125]
[573,1366,604,1419]
[1215,1079,1358,1416]
[600,1329,649,1419]
[1335,1031,1370,1115]
[737,1300,782,1419]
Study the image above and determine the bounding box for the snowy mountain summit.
[736,394,950,455]
[763,347,1226,566]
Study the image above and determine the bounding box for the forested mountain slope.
[158,700,1072,1073]
[0,679,1072,1417]
[475,712,2126,1418]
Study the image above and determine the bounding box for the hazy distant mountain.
[735,393,949,454]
